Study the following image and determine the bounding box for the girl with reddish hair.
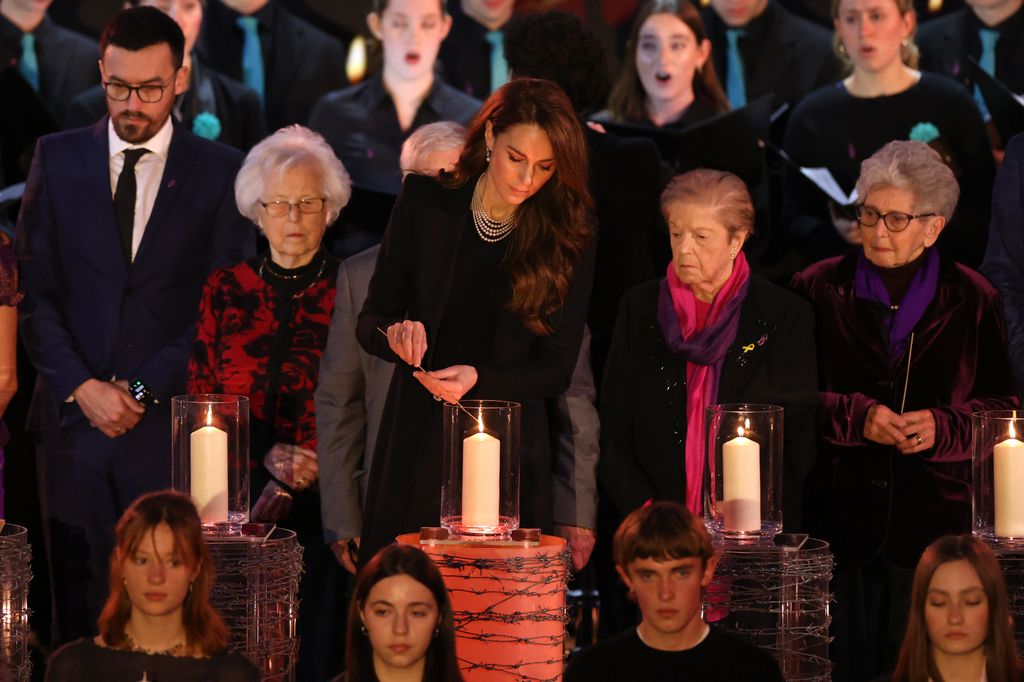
[45,491,257,681]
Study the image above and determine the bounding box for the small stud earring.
[900,37,909,47]
[361,624,369,636]
[837,42,847,56]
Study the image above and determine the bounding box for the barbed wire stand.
[0,523,31,681]
[401,530,571,682]
[707,534,833,682]
[206,524,303,681]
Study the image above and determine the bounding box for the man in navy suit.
[16,6,254,643]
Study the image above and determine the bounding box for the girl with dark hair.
[355,77,595,566]
[339,544,461,682]
[45,491,258,681]
[889,534,1023,682]
[597,0,729,128]
[308,0,480,196]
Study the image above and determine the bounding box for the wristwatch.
[129,378,158,406]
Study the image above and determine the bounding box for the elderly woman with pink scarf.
[599,169,817,531]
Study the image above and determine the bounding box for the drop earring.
[486,147,492,163]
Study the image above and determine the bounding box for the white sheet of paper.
[800,167,858,206]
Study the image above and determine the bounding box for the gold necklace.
[123,630,188,657]
[471,173,518,243]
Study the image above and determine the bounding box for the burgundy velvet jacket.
[791,253,1018,567]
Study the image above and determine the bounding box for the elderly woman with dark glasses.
[790,140,1018,679]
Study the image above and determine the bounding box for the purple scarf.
[854,249,940,361]
[657,254,751,515]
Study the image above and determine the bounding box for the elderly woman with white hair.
[187,124,351,679]
[791,139,1018,679]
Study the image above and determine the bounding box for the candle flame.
[1012,420,1017,441]
[206,405,213,427]
[477,408,484,434]
[346,35,367,84]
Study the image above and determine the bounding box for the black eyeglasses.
[103,81,172,104]
[854,204,937,233]
[259,198,326,217]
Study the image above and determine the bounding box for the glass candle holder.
[705,404,784,544]
[172,395,250,534]
[972,410,1024,547]
[441,400,520,540]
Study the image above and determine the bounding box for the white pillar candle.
[995,425,1024,537]
[462,418,500,528]
[723,423,761,532]
[191,407,229,523]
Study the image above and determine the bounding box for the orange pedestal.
[399,533,570,681]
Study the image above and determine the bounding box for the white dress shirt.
[107,116,174,261]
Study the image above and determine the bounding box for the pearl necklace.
[471,173,518,243]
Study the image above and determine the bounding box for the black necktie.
[114,148,150,262]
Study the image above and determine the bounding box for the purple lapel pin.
[167,179,176,189]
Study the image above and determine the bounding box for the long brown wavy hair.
[346,544,462,682]
[98,490,228,657]
[607,0,730,124]
[444,77,593,335]
[891,534,1022,682]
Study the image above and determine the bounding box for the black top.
[308,75,481,196]
[783,73,996,268]
[564,627,784,682]
[598,274,818,530]
[437,10,503,99]
[44,638,260,682]
[65,57,267,152]
[197,0,347,131]
[0,14,99,127]
[592,95,721,131]
[702,1,842,137]
[918,5,1024,99]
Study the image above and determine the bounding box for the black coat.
[355,175,596,565]
[598,274,818,531]
[65,60,266,152]
[197,0,347,132]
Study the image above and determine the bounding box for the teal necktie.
[725,29,746,109]
[19,33,40,93]
[237,16,265,107]
[974,28,998,120]
[485,30,509,94]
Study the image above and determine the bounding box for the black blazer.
[66,60,267,152]
[197,1,347,131]
[0,14,99,127]
[355,175,596,565]
[437,11,496,99]
[703,1,842,133]
[917,7,1024,99]
[598,274,818,530]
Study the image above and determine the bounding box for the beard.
[111,111,164,144]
